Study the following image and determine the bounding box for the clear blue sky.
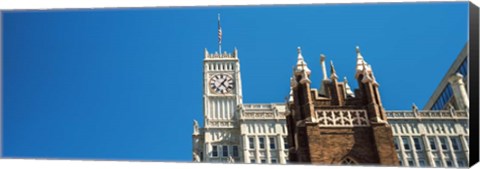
[2,2,468,162]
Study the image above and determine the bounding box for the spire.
[233,47,238,58]
[294,46,311,75]
[320,54,328,80]
[344,76,354,97]
[330,60,338,80]
[218,13,223,54]
[297,46,303,60]
[356,46,363,59]
[355,45,371,78]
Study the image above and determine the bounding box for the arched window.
[341,157,357,165]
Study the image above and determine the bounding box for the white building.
[192,48,289,164]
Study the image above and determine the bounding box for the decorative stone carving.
[316,110,369,126]
[193,120,199,135]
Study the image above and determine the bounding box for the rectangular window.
[232,146,239,157]
[259,137,265,149]
[270,137,276,149]
[402,137,410,150]
[394,138,399,150]
[408,160,414,166]
[222,145,228,157]
[261,159,266,163]
[399,160,403,166]
[451,137,460,150]
[435,160,442,167]
[271,159,277,163]
[457,160,466,167]
[440,137,448,150]
[413,137,422,150]
[284,137,289,149]
[249,137,255,149]
[446,160,453,167]
[418,160,426,167]
[212,145,218,157]
[429,137,437,150]
[250,159,255,163]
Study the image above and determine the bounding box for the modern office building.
[423,43,468,111]
[387,44,470,168]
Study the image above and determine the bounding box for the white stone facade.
[193,49,288,164]
[238,104,289,164]
[387,108,469,168]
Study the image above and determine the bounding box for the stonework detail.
[286,46,399,166]
[315,110,369,127]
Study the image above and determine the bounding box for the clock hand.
[219,78,228,88]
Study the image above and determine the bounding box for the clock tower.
[192,14,244,163]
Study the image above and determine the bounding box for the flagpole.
[218,13,222,54]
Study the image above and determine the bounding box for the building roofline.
[423,42,468,110]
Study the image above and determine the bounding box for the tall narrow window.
[259,137,265,149]
[440,137,448,150]
[451,137,460,150]
[446,160,453,167]
[284,137,289,149]
[394,138,399,150]
[402,137,411,150]
[429,137,437,150]
[222,145,229,157]
[232,146,239,157]
[270,137,276,149]
[413,137,422,150]
[407,160,414,166]
[212,145,218,157]
[249,137,254,149]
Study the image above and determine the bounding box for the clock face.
[210,74,234,94]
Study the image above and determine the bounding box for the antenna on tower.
[218,13,222,54]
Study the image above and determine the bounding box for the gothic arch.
[340,157,358,165]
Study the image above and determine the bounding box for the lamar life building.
[191,20,469,168]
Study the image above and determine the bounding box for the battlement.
[204,48,238,60]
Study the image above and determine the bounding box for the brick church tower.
[285,46,399,166]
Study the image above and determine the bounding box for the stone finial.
[193,120,199,135]
[344,76,354,97]
[294,46,311,75]
[320,54,328,80]
[233,47,238,58]
[204,48,209,58]
[330,60,338,80]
